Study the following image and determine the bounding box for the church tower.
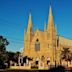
[47,5,57,64]
[23,12,33,56]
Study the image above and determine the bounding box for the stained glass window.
[35,39,40,51]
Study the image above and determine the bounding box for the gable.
[31,30,45,43]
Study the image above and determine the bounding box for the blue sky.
[0,0,72,52]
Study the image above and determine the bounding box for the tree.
[0,36,9,52]
[0,36,9,69]
[6,51,15,61]
[4,51,20,68]
[61,48,71,67]
[6,51,15,68]
[13,51,20,63]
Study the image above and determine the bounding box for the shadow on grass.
[48,65,72,72]
[48,66,65,72]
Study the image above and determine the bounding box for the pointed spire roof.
[47,5,55,30]
[55,24,57,35]
[27,12,32,32]
[24,27,26,34]
[44,21,47,31]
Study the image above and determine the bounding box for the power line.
[10,41,24,45]
[4,35,24,41]
[0,18,17,27]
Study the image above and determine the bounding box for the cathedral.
[23,5,72,67]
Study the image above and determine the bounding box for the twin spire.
[27,5,55,32]
[27,12,32,33]
[47,5,54,30]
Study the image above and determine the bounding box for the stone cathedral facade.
[23,5,72,66]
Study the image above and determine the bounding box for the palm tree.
[61,48,71,67]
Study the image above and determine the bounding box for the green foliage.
[0,35,21,69]
[60,47,72,67]
[13,51,20,63]
[6,51,15,60]
[0,36,9,69]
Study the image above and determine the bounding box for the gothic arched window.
[35,39,40,51]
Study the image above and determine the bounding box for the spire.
[55,24,57,35]
[44,21,47,31]
[47,5,57,41]
[47,5,55,30]
[27,12,32,32]
[24,28,26,35]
